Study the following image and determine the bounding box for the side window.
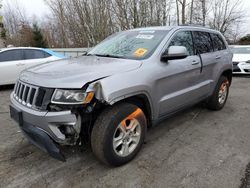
[0,50,23,62]
[192,31,213,54]
[210,33,226,51]
[24,49,49,60]
[169,31,194,56]
[44,51,51,58]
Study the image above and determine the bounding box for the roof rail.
[178,24,209,28]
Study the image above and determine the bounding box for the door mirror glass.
[161,46,188,62]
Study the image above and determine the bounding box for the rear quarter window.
[24,49,51,60]
[210,33,226,51]
[192,31,213,54]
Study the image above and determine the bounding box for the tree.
[1,0,245,47]
[18,24,34,46]
[238,35,250,45]
[0,2,6,47]
[209,0,244,35]
[178,0,187,24]
[3,0,28,36]
[32,24,47,48]
[44,0,173,47]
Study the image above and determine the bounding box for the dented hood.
[19,56,142,88]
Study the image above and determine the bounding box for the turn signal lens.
[84,92,95,103]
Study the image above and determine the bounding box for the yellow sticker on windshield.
[134,48,148,57]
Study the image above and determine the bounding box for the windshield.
[88,30,169,60]
[231,47,250,54]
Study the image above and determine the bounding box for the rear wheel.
[91,103,147,166]
[207,76,229,110]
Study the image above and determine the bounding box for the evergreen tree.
[32,23,47,48]
[238,35,250,45]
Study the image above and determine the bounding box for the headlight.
[51,89,94,104]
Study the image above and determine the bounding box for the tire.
[91,103,147,166]
[207,76,230,110]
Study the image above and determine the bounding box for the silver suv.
[10,26,233,166]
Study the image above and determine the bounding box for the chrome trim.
[13,80,39,109]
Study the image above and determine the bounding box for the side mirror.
[161,46,188,62]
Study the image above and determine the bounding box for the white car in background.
[231,45,250,74]
[0,47,66,86]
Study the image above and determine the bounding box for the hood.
[232,54,250,62]
[19,56,142,88]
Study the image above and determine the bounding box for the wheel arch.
[86,80,154,126]
[221,69,232,86]
[112,94,153,127]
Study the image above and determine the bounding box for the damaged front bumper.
[10,93,78,161]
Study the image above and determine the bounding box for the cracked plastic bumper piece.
[10,104,66,161]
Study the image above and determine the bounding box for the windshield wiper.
[87,53,124,59]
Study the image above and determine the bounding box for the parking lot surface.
[0,77,250,188]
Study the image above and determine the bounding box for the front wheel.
[207,76,230,110]
[91,103,147,166]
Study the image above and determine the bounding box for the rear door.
[0,49,25,85]
[210,32,230,68]
[192,31,215,97]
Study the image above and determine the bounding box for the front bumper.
[233,62,250,74]
[10,93,77,161]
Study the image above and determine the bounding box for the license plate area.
[10,105,23,126]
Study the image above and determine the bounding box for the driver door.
[154,30,202,118]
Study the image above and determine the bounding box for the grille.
[13,81,39,108]
[233,62,239,65]
[233,64,241,72]
[244,69,250,72]
[13,81,54,110]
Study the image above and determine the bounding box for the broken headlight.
[51,89,94,105]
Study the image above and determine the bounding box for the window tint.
[210,33,226,51]
[24,49,51,60]
[193,31,213,54]
[0,50,23,62]
[169,31,194,56]
[44,51,51,58]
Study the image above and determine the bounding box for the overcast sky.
[2,0,250,35]
[2,0,50,18]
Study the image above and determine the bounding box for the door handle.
[215,56,221,59]
[191,61,199,65]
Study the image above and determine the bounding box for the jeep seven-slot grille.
[13,81,54,110]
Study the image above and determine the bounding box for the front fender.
[86,77,155,119]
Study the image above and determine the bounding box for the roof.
[129,25,219,33]
[0,47,45,52]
